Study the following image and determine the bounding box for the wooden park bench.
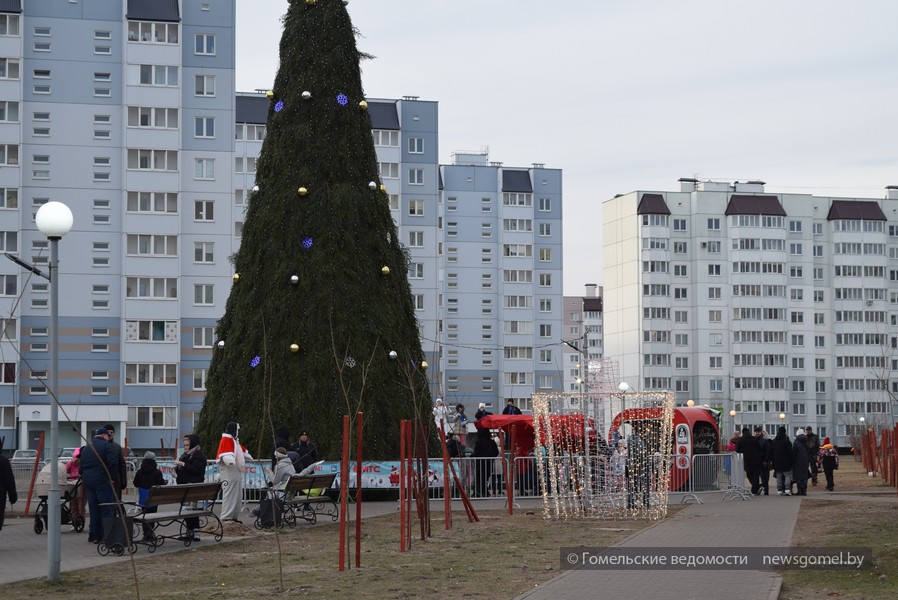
[271,473,339,527]
[122,482,224,552]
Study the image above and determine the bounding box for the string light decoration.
[532,387,675,522]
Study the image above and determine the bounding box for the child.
[65,448,86,530]
[133,451,165,541]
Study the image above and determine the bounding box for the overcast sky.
[236,0,898,296]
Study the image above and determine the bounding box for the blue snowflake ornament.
[336,94,348,106]
[250,355,261,369]
[302,237,313,249]
[274,101,284,113]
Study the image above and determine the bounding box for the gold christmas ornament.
[290,343,299,353]
[306,0,316,4]
[232,273,240,283]
[381,266,390,276]
[421,361,429,371]
[298,187,308,196]
[379,184,386,192]
[265,90,274,99]
[359,100,368,110]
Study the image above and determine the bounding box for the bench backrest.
[145,482,222,506]
[284,473,337,493]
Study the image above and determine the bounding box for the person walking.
[735,427,763,495]
[805,426,821,486]
[216,422,252,523]
[770,426,793,496]
[819,437,839,491]
[0,452,17,532]
[792,428,810,496]
[80,427,120,543]
[133,451,165,541]
[174,434,207,540]
[754,426,772,495]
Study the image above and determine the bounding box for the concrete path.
[519,493,802,600]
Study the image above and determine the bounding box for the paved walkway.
[519,493,802,600]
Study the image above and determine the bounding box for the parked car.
[57,448,80,462]
[11,449,40,466]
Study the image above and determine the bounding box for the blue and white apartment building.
[0,1,564,453]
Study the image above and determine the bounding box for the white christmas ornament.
[389,350,397,360]
[252,185,259,192]
[290,275,299,284]
[217,340,225,348]
[302,91,311,100]
[368,181,377,190]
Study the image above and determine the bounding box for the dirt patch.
[0,506,678,599]
[779,459,898,600]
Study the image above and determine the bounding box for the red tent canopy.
[475,414,594,455]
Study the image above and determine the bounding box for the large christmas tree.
[198,0,431,459]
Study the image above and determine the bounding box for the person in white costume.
[215,422,253,522]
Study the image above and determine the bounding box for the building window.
[372,130,398,146]
[0,145,18,166]
[194,116,215,138]
[408,263,424,279]
[0,101,18,123]
[194,242,214,263]
[127,191,177,213]
[408,199,423,216]
[125,364,177,385]
[193,326,215,348]
[0,58,19,80]
[673,219,686,231]
[128,406,177,428]
[408,168,423,185]
[194,158,215,180]
[195,75,215,96]
[538,197,551,212]
[128,106,178,129]
[194,284,214,305]
[0,15,19,36]
[125,277,177,299]
[127,149,177,171]
[194,200,214,221]
[126,234,177,256]
[377,162,399,178]
[408,231,424,247]
[194,33,215,55]
[128,21,178,44]
[707,218,720,230]
[193,369,208,391]
[408,137,423,154]
[138,64,178,86]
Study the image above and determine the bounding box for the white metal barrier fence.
[680,452,752,504]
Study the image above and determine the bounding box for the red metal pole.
[399,420,406,552]
[438,424,452,529]
[24,432,46,516]
[355,412,363,567]
[339,415,350,571]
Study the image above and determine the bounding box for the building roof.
[826,200,886,221]
[127,0,180,23]
[502,170,532,193]
[0,0,21,13]
[724,195,786,216]
[368,101,399,130]
[583,297,603,312]
[636,193,670,215]
[236,95,268,125]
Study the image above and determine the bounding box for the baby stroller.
[33,462,85,534]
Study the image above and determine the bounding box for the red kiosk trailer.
[608,406,720,491]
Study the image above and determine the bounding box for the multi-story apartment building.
[0,0,236,453]
[0,2,563,452]
[439,152,563,412]
[603,178,898,446]
[562,285,604,407]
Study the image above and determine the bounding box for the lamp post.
[35,201,73,583]
[729,409,737,438]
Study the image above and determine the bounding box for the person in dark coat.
[735,427,763,495]
[474,403,492,420]
[271,425,292,470]
[133,451,166,541]
[293,431,318,472]
[770,426,793,495]
[445,433,462,458]
[805,426,821,486]
[818,437,839,491]
[471,428,499,497]
[0,452,17,531]
[104,424,128,499]
[173,434,206,540]
[792,429,810,496]
[754,426,772,495]
[502,399,522,415]
[80,427,120,543]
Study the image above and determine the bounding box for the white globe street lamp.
[35,201,73,583]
